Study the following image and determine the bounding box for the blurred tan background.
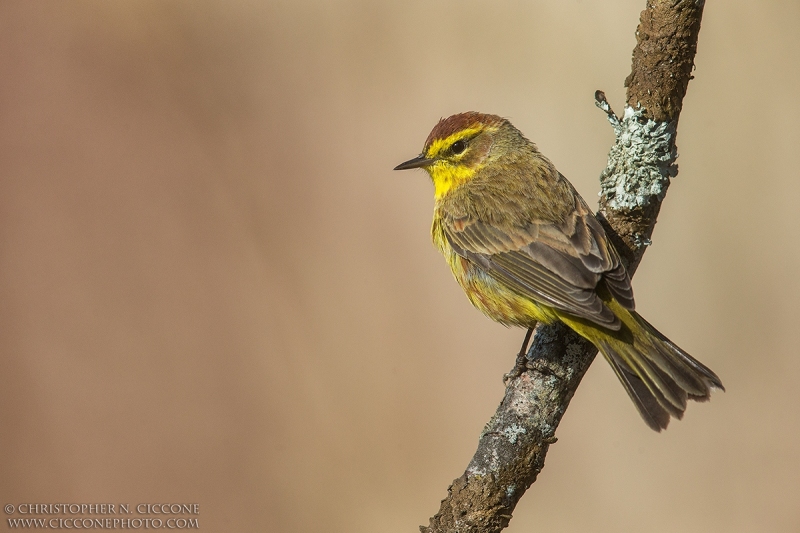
[1,1,798,532]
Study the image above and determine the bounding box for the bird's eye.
[450,140,467,155]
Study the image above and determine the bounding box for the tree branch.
[421,1,706,531]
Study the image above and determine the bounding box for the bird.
[394,111,723,431]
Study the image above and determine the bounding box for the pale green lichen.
[600,105,678,209]
[502,424,527,444]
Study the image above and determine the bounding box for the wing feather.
[442,199,635,329]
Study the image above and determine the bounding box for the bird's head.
[394,112,528,199]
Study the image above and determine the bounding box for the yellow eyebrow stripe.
[425,126,484,158]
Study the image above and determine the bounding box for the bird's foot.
[503,353,530,384]
[503,326,535,385]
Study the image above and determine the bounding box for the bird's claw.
[504,326,535,384]
[503,352,530,384]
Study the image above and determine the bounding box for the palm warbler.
[394,112,723,431]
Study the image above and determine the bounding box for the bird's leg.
[503,326,535,384]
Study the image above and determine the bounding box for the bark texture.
[602,0,705,271]
[421,2,705,532]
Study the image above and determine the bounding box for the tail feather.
[613,339,688,414]
[584,308,723,431]
[602,348,672,431]
[635,312,725,394]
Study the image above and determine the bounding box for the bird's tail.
[562,300,724,431]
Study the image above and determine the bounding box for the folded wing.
[442,199,634,330]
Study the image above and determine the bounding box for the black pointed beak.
[393,155,435,171]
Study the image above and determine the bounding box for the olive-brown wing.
[442,207,634,330]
